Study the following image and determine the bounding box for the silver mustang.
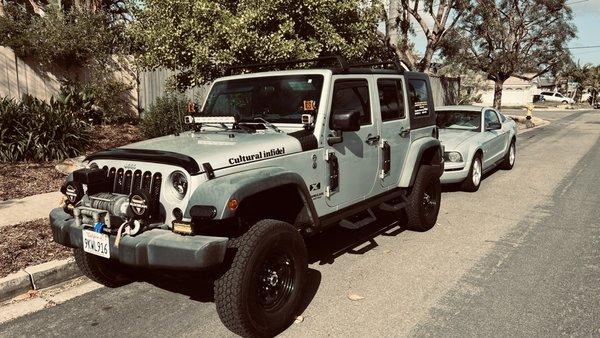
[436,105,517,191]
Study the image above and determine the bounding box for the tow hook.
[115,219,142,247]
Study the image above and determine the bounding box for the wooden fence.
[1,46,459,114]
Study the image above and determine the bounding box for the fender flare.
[399,137,442,187]
[184,167,318,226]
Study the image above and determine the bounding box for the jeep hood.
[438,129,479,150]
[95,131,305,173]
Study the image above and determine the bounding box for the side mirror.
[486,122,501,131]
[331,110,361,132]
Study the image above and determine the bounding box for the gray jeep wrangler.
[50,57,443,337]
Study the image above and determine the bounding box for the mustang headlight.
[444,151,463,163]
[169,171,188,200]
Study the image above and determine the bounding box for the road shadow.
[128,212,408,331]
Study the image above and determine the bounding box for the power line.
[567,45,600,49]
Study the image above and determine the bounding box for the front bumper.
[50,208,228,270]
[440,162,469,184]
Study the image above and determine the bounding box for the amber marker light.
[228,198,239,210]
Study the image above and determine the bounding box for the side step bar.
[340,209,377,230]
[379,195,408,212]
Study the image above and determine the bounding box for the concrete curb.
[0,258,81,302]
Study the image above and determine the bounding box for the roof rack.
[225,55,349,76]
[348,60,408,74]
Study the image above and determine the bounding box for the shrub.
[140,94,189,139]
[0,95,91,163]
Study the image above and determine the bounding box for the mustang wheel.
[405,165,441,232]
[462,154,482,192]
[500,140,516,170]
[73,248,130,288]
[214,219,307,337]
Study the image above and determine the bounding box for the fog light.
[172,221,192,235]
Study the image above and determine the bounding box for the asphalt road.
[1,109,599,337]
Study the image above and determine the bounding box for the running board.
[339,209,377,230]
[379,195,407,212]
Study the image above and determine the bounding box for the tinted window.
[437,110,481,131]
[540,91,552,96]
[484,110,500,126]
[408,79,429,117]
[377,79,405,121]
[205,75,324,123]
[331,80,371,125]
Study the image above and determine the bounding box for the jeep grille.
[102,166,162,200]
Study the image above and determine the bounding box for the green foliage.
[139,94,189,139]
[0,3,35,57]
[130,0,381,88]
[0,3,128,68]
[56,83,97,121]
[0,95,92,162]
[57,67,136,125]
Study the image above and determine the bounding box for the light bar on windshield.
[184,116,237,125]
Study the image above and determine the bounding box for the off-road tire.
[405,165,441,232]
[214,219,308,337]
[461,154,482,192]
[500,140,516,170]
[73,248,131,288]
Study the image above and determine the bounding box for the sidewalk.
[0,192,62,227]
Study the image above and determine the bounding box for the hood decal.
[228,147,286,165]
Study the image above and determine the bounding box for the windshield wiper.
[254,117,282,133]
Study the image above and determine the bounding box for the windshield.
[202,75,324,124]
[436,110,481,131]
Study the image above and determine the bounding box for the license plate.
[82,229,110,258]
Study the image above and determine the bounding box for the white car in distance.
[540,91,575,105]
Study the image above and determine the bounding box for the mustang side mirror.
[328,110,361,145]
[486,122,501,131]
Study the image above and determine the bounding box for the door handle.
[399,128,411,138]
[365,134,380,146]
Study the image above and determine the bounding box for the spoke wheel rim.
[509,144,515,165]
[472,159,482,186]
[255,249,295,313]
[422,183,438,217]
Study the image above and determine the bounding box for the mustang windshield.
[436,110,481,131]
[203,75,324,124]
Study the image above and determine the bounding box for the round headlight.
[446,151,463,163]
[169,171,188,199]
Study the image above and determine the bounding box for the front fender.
[399,137,443,187]
[184,167,317,222]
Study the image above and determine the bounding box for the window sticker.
[303,100,316,111]
[414,101,428,116]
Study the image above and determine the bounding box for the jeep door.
[324,77,380,208]
[374,77,410,188]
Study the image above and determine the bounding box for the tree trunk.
[0,1,5,17]
[27,0,45,16]
[493,79,504,109]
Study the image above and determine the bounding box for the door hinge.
[325,150,339,198]
[380,140,391,179]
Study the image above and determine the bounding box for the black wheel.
[214,219,307,337]
[500,140,516,170]
[461,154,482,192]
[73,248,131,288]
[405,165,441,232]
[562,100,568,104]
